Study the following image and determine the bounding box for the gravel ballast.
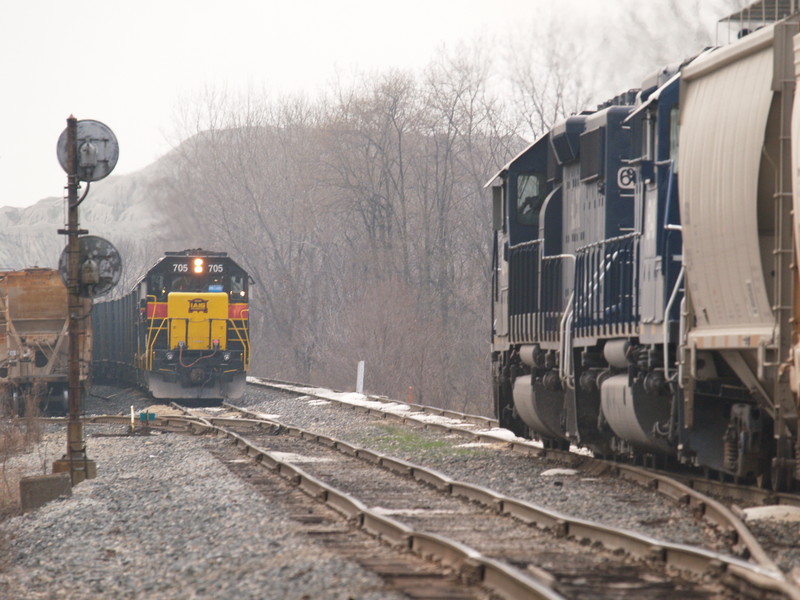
[0,421,406,599]
[3,381,799,598]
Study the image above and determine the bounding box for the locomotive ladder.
[227,318,250,370]
[768,21,798,489]
[771,32,796,436]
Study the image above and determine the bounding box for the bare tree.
[154,4,740,415]
[505,14,597,140]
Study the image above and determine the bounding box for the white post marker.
[356,360,365,395]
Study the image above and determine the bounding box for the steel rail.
[41,407,800,513]
[243,379,781,564]
[246,376,800,508]
[242,378,800,598]
[170,407,563,600]
[246,375,499,428]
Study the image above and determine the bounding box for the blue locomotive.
[491,9,800,490]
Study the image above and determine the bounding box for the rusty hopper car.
[0,268,91,413]
[92,249,250,401]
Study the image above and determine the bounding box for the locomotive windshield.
[516,173,546,228]
[146,257,248,301]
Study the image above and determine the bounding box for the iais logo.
[188,298,209,313]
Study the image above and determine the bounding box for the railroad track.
[245,377,800,511]
[247,378,800,593]
[163,398,797,600]
[38,379,800,596]
[242,378,800,547]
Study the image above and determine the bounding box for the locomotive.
[490,6,800,489]
[92,249,250,401]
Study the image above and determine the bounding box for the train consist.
[0,268,91,414]
[92,249,250,401]
[490,7,800,489]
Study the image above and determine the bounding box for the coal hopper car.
[0,268,91,414]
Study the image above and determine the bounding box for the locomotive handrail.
[227,318,251,370]
[663,266,685,383]
[574,233,640,337]
[508,238,542,251]
[145,313,250,370]
[540,253,575,263]
[537,254,577,387]
[144,294,163,372]
[560,291,576,389]
[575,230,640,253]
[146,317,169,371]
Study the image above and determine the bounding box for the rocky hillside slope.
[0,158,178,278]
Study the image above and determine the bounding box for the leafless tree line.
[156,2,740,414]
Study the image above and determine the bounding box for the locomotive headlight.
[223,352,232,362]
[165,351,175,361]
[193,258,204,273]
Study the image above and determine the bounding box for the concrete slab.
[19,473,72,513]
[743,505,800,522]
[52,458,97,484]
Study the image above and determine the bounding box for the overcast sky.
[2,0,730,210]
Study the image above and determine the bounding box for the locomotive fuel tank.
[599,374,672,454]
[512,374,567,442]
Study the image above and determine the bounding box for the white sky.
[0,0,608,209]
[1,0,724,210]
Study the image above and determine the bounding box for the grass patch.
[368,425,481,457]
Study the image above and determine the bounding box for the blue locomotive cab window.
[517,174,545,228]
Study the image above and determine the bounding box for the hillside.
[0,159,175,272]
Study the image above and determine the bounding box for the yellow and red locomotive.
[92,249,250,401]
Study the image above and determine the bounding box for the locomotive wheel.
[542,437,570,451]
[493,360,528,439]
[771,458,794,492]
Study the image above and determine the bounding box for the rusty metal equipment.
[0,268,91,414]
[51,116,120,485]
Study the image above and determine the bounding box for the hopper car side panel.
[0,268,90,413]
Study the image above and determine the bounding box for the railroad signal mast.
[52,116,121,485]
